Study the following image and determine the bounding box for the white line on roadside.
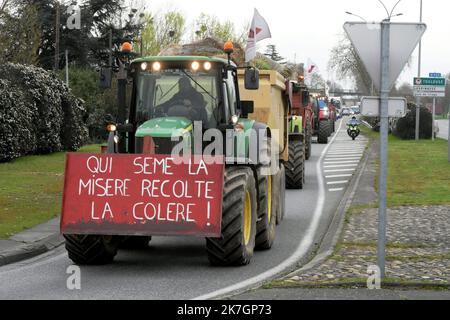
[325,174,353,179]
[193,118,345,300]
[327,181,348,185]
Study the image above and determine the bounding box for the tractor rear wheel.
[255,168,277,250]
[318,121,330,144]
[276,164,286,225]
[285,140,305,189]
[64,235,122,265]
[120,236,152,249]
[206,167,257,266]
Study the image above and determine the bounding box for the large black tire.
[318,121,330,144]
[285,140,305,190]
[305,123,312,161]
[64,235,122,265]
[255,168,277,250]
[120,236,152,249]
[206,167,257,266]
[276,164,286,225]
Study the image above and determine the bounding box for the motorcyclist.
[347,117,361,140]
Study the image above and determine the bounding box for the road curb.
[282,137,374,280]
[0,233,64,267]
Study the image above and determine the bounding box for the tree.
[328,34,372,95]
[264,44,285,63]
[141,10,185,56]
[193,13,238,43]
[0,1,41,65]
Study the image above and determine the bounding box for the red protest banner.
[61,154,225,237]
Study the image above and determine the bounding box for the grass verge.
[360,125,450,206]
[0,145,100,239]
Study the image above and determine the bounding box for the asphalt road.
[0,119,368,300]
[437,119,449,140]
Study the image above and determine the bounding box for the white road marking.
[324,160,359,164]
[324,169,356,173]
[327,180,348,185]
[325,158,361,161]
[325,174,353,179]
[329,188,344,192]
[324,164,358,168]
[194,119,344,300]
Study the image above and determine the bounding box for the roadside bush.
[394,104,433,140]
[58,67,118,143]
[0,63,88,162]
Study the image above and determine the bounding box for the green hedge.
[0,63,88,162]
[394,105,433,140]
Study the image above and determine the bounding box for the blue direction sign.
[429,73,442,78]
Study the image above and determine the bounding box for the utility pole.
[65,50,69,87]
[54,1,61,71]
[415,0,423,141]
[109,28,113,68]
[378,19,391,279]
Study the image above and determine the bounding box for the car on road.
[351,106,361,115]
[342,108,351,116]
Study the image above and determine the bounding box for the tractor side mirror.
[302,91,310,106]
[241,101,254,118]
[244,68,260,90]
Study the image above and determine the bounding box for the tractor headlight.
[152,62,161,72]
[191,61,200,71]
[204,62,212,71]
[231,115,239,125]
[140,62,148,71]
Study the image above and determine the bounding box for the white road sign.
[360,96,407,118]
[344,22,427,90]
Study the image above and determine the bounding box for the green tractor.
[63,44,285,267]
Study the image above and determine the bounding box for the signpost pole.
[378,20,390,280]
[415,0,423,141]
[432,98,436,141]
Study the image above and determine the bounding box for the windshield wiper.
[182,70,217,102]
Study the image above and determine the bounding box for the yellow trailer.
[238,70,289,162]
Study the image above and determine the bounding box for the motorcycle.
[347,123,360,141]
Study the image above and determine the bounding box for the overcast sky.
[139,0,449,88]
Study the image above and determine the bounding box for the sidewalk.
[232,133,450,300]
[0,218,63,266]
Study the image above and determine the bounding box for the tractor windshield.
[135,69,220,129]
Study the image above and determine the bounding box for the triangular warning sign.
[344,22,426,90]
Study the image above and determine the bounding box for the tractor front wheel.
[64,235,122,265]
[206,167,257,266]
